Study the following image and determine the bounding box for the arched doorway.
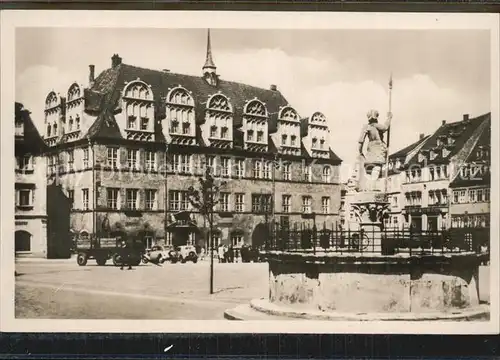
[252,223,270,249]
[15,230,31,252]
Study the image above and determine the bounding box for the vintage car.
[143,245,170,264]
[168,245,198,263]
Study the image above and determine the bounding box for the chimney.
[463,114,469,121]
[442,120,446,126]
[88,65,95,86]
[419,133,425,140]
[111,54,122,68]
[270,84,277,91]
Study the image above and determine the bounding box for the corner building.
[43,32,342,250]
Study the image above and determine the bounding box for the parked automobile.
[143,245,169,264]
[168,245,198,263]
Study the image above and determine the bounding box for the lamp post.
[87,136,96,240]
[164,143,169,246]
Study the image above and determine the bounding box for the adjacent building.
[15,102,48,257]
[42,31,342,250]
[449,121,491,228]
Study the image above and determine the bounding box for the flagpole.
[383,74,393,197]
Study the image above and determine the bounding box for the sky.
[15,28,491,181]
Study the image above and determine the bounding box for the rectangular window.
[428,191,435,205]
[169,190,190,211]
[172,154,180,173]
[253,160,262,178]
[232,235,243,247]
[206,155,216,175]
[17,155,33,172]
[67,190,74,209]
[302,196,312,214]
[127,149,139,169]
[321,197,330,214]
[235,159,245,178]
[140,117,149,131]
[145,189,157,210]
[106,147,118,168]
[126,189,139,210]
[263,161,271,179]
[459,190,466,203]
[303,164,312,182]
[107,188,119,209]
[127,115,137,129]
[282,195,291,213]
[210,125,217,138]
[283,163,291,181]
[453,190,459,204]
[17,189,33,207]
[247,130,254,142]
[183,122,190,135]
[485,188,490,202]
[219,193,230,212]
[221,127,228,139]
[257,130,264,142]
[83,147,89,168]
[468,189,476,203]
[477,189,484,202]
[221,157,230,177]
[82,188,89,210]
[281,134,287,145]
[252,194,271,213]
[181,191,190,211]
[67,150,74,171]
[235,193,245,212]
[145,151,156,171]
[290,135,296,146]
[170,120,179,133]
[181,154,191,173]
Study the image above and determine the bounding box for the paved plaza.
[15,258,490,320]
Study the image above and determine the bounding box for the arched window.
[311,112,326,123]
[322,166,331,183]
[320,138,326,149]
[75,115,80,129]
[45,91,58,109]
[167,87,195,136]
[53,123,58,136]
[207,94,233,140]
[47,124,52,137]
[68,116,74,132]
[312,137,318,148]
[278,106,299,122]
[67,83,81,102]
[244,99,267,117]
[15,230,31,252]
[208,94,232,112]
[123,80,154,132]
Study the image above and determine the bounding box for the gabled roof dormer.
[203,92,233,149]
[164,85,196,145]
[44,90,63,147]
[305,111,329,159]
[243,98,268,152]
[65,82,85,141]
[120,78,155,142]
[275,105,300,156]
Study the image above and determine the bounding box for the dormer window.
[312,137,318,149]
[221,126,228,139]
[182,122,190,135]
[68,117,74,132]
[320,138,325,149]
[75,115,80,130]
[447,137,455,146]
[281,134,287,145]
[210,125,218,138]
[170,119,179,133]
[436,139,443,147]
[442,148,450,158]
[395,159,401,169]
[430,150,437,161]
[257,131,264,143]
[291,135,297,146]
[128,115,137,129]
[47,125,51,137]
[53,124,58,136]
[247,130,254,142]
[141,117,149,131]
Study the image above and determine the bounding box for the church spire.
[203,29,216,70]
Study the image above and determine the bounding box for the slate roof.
[450,118,491,188]
[82,61,342,163]
[405,113,490,167]
[389,135,430,160]
[15,102,47,155]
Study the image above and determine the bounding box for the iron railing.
[262,222,490,256]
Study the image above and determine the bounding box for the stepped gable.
[405,113,490,167]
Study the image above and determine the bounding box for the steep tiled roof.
[15,102,47,155]
[83,61,342,163]
[450,118,491,188]
[389,135,430,160]
[406,113,490,167]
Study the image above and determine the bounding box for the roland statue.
[356,109,392,192]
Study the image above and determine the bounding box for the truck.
[76,235,145,266]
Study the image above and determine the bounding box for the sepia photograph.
[1,11,498,334]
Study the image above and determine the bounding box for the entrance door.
[427,216,438,232]
[143,235,154,250]
[411,216,422,232]
[15,230,31,252]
